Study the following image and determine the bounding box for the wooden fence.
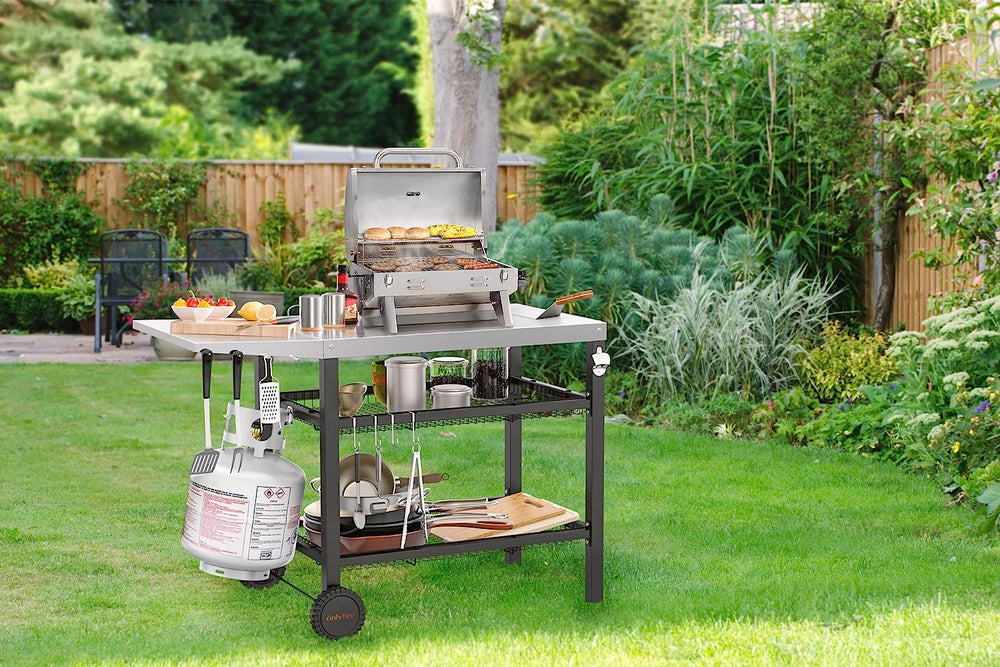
[863,34,991,330]
[0,159,540,251]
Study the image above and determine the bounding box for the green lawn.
[1,361,999,666]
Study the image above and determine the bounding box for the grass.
[2,360,1000,665]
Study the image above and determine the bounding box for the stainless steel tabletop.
[133,304,607,360]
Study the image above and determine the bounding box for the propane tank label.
[182,480,251,557]
[248,485,294,561]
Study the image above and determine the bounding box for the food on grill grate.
[434,263,461,271]
[365,227,391,241]
[388,226,407,239]
[406,226,430,240]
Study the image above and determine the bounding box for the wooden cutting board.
[169,319,297,339]
[432,506,579,542]
[429,492,565,542]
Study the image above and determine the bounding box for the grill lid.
[345,148,486,257]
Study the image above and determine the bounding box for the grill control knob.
[384,275,393,287]
[500,270,509,282]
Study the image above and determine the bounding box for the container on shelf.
[385,356,427,412]
[428,356,470,388]
[430,383,473,409]
[472,347,508,400]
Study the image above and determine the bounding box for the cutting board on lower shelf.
[430,492,568,542]
[169,319,297,339]
[432,507,579,543]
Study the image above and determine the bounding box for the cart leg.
[504,346,523,564]
[585,340,605,602]
[319,358,342,590]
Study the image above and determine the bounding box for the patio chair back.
[97,229,168,349]
[186,227,251,286]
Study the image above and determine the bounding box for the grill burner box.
[345,148,518,334]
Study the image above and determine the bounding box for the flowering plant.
[911,138,1000,300]
[128,280,187,321]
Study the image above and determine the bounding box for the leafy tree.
[224,0,419,147]
[499,0,638,153]
[0,0,294,157]
[534,0,976,324]
[113,0,420,148]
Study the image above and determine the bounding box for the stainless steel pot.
[430,383,472,409]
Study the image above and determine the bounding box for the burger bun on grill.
[364,226,392,241]
[405,226,430,240]
[388,226,407,239]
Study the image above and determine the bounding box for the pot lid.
[385,356,427,366]
[304,500,322,518]
[431,383,473,395]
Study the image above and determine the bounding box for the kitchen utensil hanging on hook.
[189,349,218,475]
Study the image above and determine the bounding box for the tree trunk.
[872,213,897,331]
[426,0,506,231]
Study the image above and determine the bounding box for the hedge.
[0,289,75,332]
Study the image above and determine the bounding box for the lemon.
[255,304,277,322]
[237,301,263,321]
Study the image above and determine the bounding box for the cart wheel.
[240,566,286,589]
[310,586,365,639]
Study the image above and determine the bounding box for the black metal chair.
[95,229,168,352]
[186,227,251,287]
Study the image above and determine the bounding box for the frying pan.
[535,290,593,319]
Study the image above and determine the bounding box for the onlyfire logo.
[326,612,357,622]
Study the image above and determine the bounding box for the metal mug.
[296,294,324,331]
[323,292,345,328]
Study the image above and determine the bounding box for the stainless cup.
[298,294,324,331]
[323,292,345,328]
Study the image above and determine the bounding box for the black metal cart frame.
[135,305,606,637]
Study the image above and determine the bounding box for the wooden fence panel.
[1,159,541,254]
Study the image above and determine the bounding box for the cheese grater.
[256,355,280,441]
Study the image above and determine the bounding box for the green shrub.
[285,227,347,287]
[55,274,97,321]
[797,320,899,402]
[622,268,836,402]
[0,183,104,286]
[795,384,904,460]
[883,295,1000,492]
[119,160,207,240]
[0,289,73,331]
[22,254,84,290]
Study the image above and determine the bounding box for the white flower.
[924,339,960,356]
[906,412,941,428]
[940,312,985,334]
[943,371,970,387]
[889,330,922,345]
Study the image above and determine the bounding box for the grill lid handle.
[373,147,463,169]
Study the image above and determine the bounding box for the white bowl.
[171,305,212,321]
[208,304,236,319]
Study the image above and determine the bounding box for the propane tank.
[182,446,305,581]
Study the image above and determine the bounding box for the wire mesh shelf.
[282,378,588,434]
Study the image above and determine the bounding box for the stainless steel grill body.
[345,149,517,334]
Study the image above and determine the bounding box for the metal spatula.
[190,349,218,475]
[535,290,594,319]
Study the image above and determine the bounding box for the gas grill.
[345,148,518,334]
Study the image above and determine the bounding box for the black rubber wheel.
[310,586,365,639]
[240,566,286,589]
